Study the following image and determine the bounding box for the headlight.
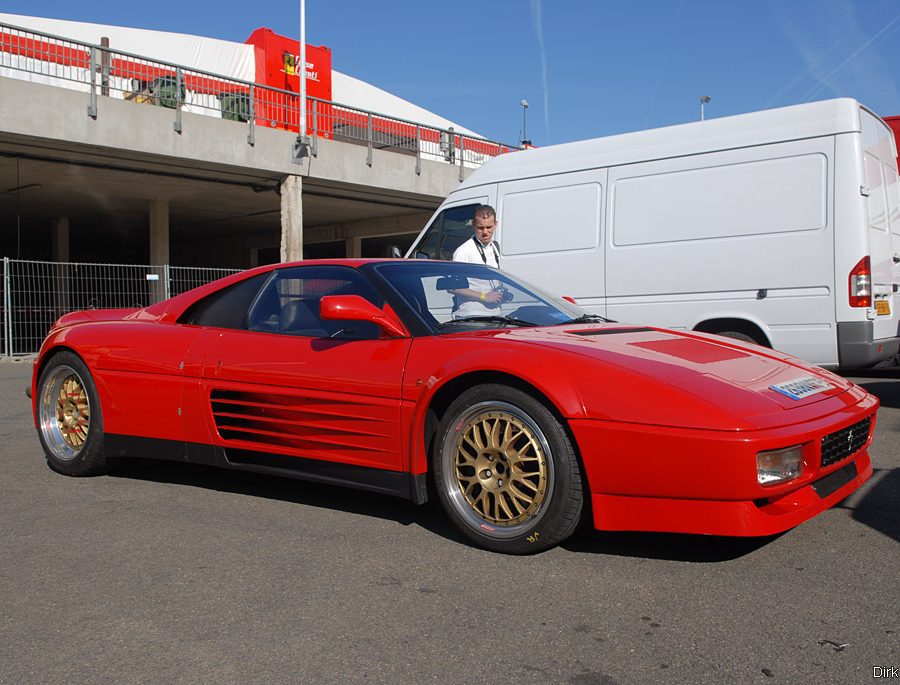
[757,445,804,486]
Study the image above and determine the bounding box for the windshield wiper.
[438,315,538,329]
[564,314,614,324]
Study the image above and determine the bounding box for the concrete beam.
[305,211,431,244]
[0,77,467,200]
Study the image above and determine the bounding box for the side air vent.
[210,389,396,457]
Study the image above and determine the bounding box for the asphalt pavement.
[1,359,897,684]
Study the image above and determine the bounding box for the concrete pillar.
[149,198,170,264]
[345,236,362,258]
[51,217,70,314]
[51,217,70,262]
[149,198,169,303]
[280,175,303,262]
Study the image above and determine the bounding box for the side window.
[247,265,384,339]
[179,273,269,329]
[412,202,483,260]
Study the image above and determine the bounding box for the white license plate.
[769,376,833,400]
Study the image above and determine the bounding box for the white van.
[406,98,900,369]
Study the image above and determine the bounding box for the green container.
[219,92,251,122]
[152,75,184,109]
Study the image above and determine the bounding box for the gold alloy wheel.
[39,364,92,461]
[452,408,549,526]
[55,374,90,449]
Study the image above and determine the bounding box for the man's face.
[473,214,496,245]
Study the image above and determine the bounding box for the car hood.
[457,324,857,430]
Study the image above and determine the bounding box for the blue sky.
[2,0,898,146]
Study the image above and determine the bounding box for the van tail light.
[848,256,871,308]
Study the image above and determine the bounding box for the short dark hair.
[473,204,496,221]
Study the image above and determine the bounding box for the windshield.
[373,261,603,333]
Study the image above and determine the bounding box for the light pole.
[700,95,711,121]
[293,0,310,161]
[520,99,530,146]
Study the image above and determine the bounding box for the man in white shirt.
[450,205,503,318]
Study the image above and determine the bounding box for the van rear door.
[860,110,899,343]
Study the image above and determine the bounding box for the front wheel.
[433,384,583,554]
[36,351,107,476]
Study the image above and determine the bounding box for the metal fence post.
[248,84,256,146]
[3,257,10,357]
[415,125,421,176]
[173,67,183,134]
[311,99,318,157]
[87,46,97,119]
[459,137,466,182]
[100,36,110,96]
[164,264,171,301]
[367,113,373,167]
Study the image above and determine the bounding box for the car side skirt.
[104,434,428,504]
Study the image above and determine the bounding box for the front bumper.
[569,393,878,537]
[588,452,871,536]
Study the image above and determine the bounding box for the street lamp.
[520,99,530,146]
[700,95,711,121]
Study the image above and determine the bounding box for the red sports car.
[32,259,877,553]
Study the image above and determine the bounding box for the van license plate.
[875,300,890,315]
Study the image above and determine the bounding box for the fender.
[400,338,587,475]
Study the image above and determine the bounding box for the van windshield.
[409,203,483,260]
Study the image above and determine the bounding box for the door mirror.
[389,245,403,258]
[319,295,407,338]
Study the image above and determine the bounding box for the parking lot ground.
[1,359,897,684]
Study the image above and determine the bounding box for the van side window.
[412,203,482,260]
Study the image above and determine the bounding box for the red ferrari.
[32,259,877,553]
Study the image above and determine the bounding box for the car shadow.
[561,526,779,562]
[109,457,781,560]
[835,467,900,544]
[851,379,900,409]
[108,457,465,543]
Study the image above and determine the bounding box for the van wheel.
[716,330,760,345]
[36,352,107,477]
[433,384,583,554]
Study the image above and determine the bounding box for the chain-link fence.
[1,258,239,356]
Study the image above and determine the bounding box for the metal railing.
[1,258,239,356]
[0,21,518,174]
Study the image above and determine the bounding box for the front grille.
[820,416,871,468]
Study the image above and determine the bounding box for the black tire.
[35,351,107,476]
[716,330,759,345]
[433,384,583,554]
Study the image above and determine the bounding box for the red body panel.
[32,259,879,538]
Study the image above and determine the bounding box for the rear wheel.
[433,384,583,554]
[716,330,758,344]
[36,351,107,476]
